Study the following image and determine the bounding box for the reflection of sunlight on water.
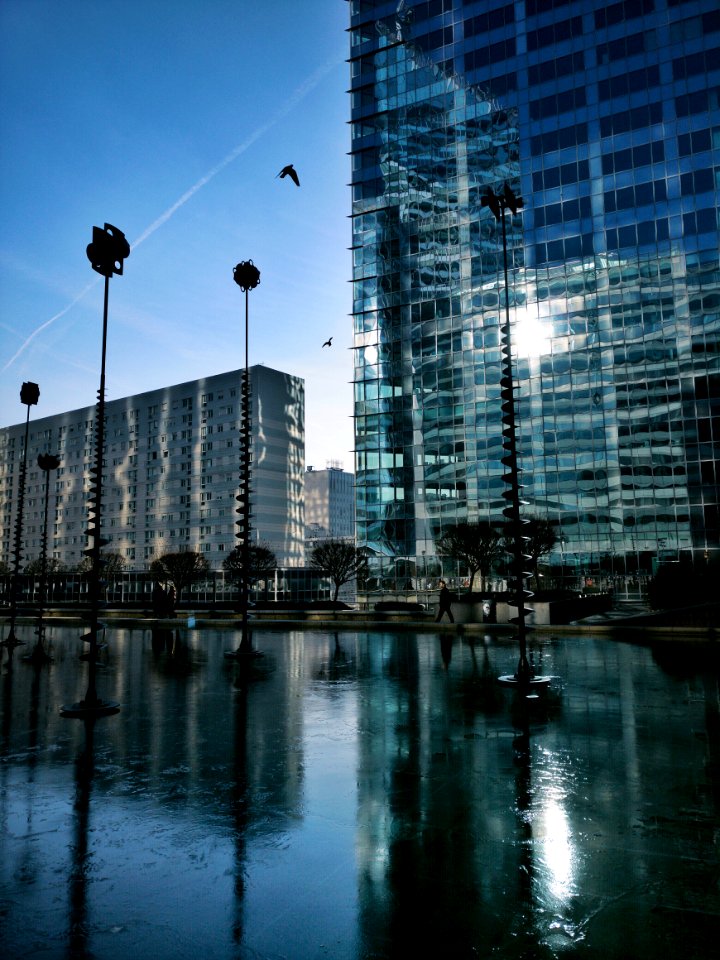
[538,795,574,902]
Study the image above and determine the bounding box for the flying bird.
[277,164,300,186]
[322,337,333,348]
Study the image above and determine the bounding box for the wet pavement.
[1,625,718,959]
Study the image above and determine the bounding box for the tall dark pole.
[226,260,260,659]
[2,381,40,662]
[481,185,546,689]
[27,452,60,664]
[62,223,129,718]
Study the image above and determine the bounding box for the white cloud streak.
[2,52,343,374]
[2,280,98,373]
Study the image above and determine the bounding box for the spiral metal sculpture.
[481,186,540,685]
[2,382,40,661]
[229,261,260,657]
[62,224,129,716]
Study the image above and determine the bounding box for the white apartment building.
[304,463,355,543]
[0,366,304,571]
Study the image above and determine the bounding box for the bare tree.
[435,522,503,593]
[149,551,210,604]
[522,517,558,591]
[23,556,64,577]
[222,543,277,591]
[309,540,368,603]
[76,551,126,577]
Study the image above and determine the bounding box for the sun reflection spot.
[513,304,550,358]
[538,797,575,902]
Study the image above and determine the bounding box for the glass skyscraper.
[349,0,719,596]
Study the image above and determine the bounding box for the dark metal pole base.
[1,636,27,651]
[60,699,120,718]
[21,644,53,665]
[498,674,552,696]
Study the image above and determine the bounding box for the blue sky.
[0,0,353,470]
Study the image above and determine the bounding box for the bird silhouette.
[322,337,333,348]
[277,164,300,186]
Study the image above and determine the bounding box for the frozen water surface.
[1,625,718,959]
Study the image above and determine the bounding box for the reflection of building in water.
[349,1,720,598]
[0,366,305,570]
[304,463,355,545]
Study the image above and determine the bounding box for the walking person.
[435,579,455,623]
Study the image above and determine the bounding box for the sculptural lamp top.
[37,453,61,472]
[20,381,40,406]
[233,260,261,292]
[86,223,131,277]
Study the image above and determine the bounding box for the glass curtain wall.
[349,0,720,600]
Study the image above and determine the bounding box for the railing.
[0,568,351,609]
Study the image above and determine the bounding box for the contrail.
[132,52,342,249]
[2,281,98,373]
[2,52,343,374]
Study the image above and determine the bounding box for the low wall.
[450,594,613,625]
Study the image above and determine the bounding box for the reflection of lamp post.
[226,260,261,659]
[62,224,129,718]
[481,185,549,691]
[2,381,40,661]
[26,452,60,664]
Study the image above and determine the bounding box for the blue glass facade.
[349,0,720,593]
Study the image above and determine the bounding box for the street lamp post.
[226,260,261,659]
[481,184,549,691]
[61,223,129,718]
[2,381,40,663]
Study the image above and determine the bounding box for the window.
[595,0,654,30]
[464,38,515,72]
[464,4,514,37]
[673,49,720,81]
[528,51,584,85]
[606,218,669,249]
[678,129,713,156]
[535,233,593,265]
[530,86,586,121]
[599,66,660,101]
[600,103,662,137]
[601,141,664,174]
[604,179,667,212]
[596,32,646,64]
[532,159,589,192]
[676,88,720,118]
[683,209,718,235]
[534,196,591,226]
[527,15,583,51]
[680,169,716,195]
